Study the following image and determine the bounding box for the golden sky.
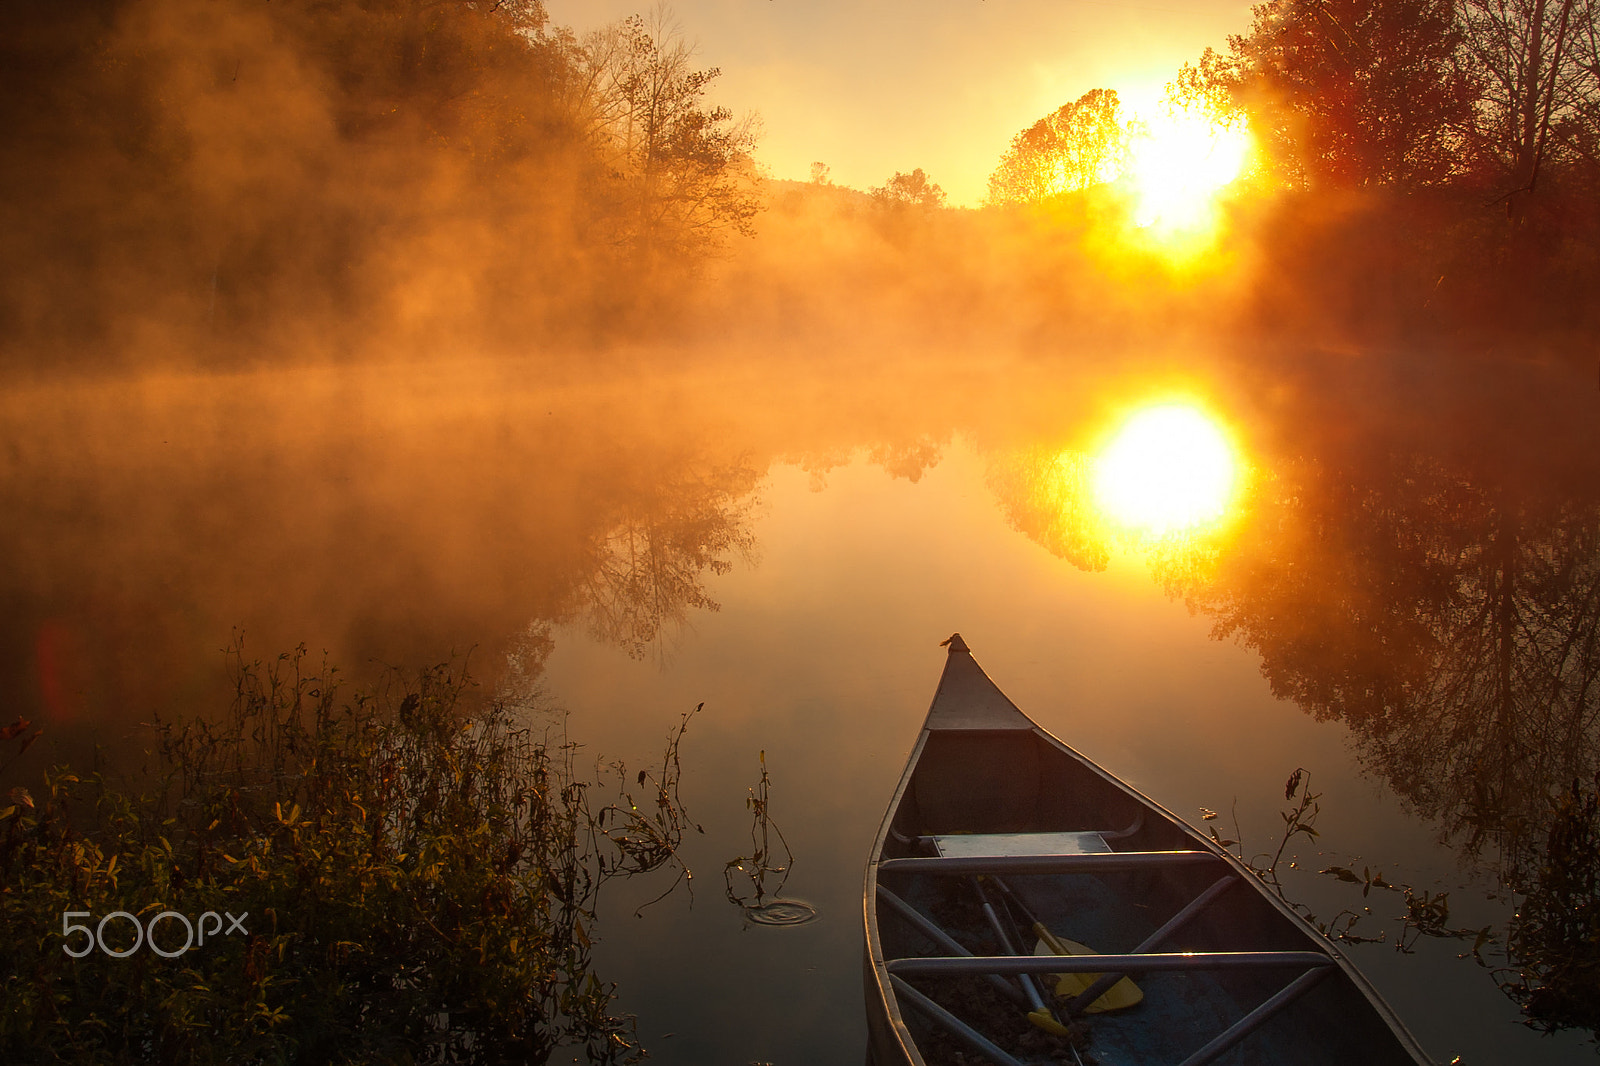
[543,1,1256,206]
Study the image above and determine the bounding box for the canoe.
[863,634,1435,1066]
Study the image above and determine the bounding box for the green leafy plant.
[1204,767,1320,893]
[0,644,696,1064]
[594,704,704,914]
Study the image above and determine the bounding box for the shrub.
[0,646,682,1064]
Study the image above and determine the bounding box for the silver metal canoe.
[863,634,1436,1066]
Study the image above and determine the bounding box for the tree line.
[976,0,1600,356]
[6,1,1597,369]
[0,0,760,369]
[990,0,1600,208]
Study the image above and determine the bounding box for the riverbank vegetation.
[0,646,697,1063]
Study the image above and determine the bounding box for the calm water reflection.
[2,352,1597,1062]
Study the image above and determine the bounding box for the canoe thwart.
[886,950,1337,978]
[878,850,1221,876]
[888,975,1030,1066]
[875,886,1028,1007]
[1061,873,1240,1015]
[1177,966,1336,1066]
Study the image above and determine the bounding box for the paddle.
[991,876,1144,1014]
[970,877,1073,1037]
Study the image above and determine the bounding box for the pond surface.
[3,349,1598,1063]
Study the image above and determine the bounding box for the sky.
[542,0,1259,206]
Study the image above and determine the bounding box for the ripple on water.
[743,899,818,927]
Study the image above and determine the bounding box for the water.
[3,351,1598,1063]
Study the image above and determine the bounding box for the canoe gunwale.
[877,850,1222,875]
[865,717,937,1065]
[884,951,1338,977]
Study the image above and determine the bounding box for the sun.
[1125,107,1254,238]
[1092,404,1239,535]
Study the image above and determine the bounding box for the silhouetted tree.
[986,88,1125,204]
[573,9,761,271]
[0,0,767,365]
[1458,0,1598,214]
[870,168,947,210]
[1187,0,1475,188]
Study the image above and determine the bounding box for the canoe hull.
[863,636,1434,1066]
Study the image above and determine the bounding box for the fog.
[4,2,1600,1057]
[3,0,1597,746]
[6,0,1596,377]
[5,0,1598,784]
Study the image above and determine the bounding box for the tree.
[869,167,946,209]
[1457,0,1599,213]
[1188,0,1476,189]
[3,0,763,361]
[573,9,761,270]
[986,88,1125,205]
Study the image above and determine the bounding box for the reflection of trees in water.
[1503,777,1600,1035]
[0,375,775,781]
[577,463,759,659]
[985,445,1109,572]
[928,437,1599,863]
[1400,499,1600,859]
[576,438,940,660]
[498,621,556,711]
[784,437,944,493]
[1180,451,1600,1034]
[1188,455,1600,867]
[982,442,1230,581]
[867,437,944,484]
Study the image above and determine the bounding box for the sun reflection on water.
[1092,403,1241,537]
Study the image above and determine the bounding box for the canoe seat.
[932,831,1112,858]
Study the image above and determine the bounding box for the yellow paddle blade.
[1032,934,1144,1013]
[1026,1008,1072,1037]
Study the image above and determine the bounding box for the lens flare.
[1127,108,1253,236]
[1092,404,1238,535]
